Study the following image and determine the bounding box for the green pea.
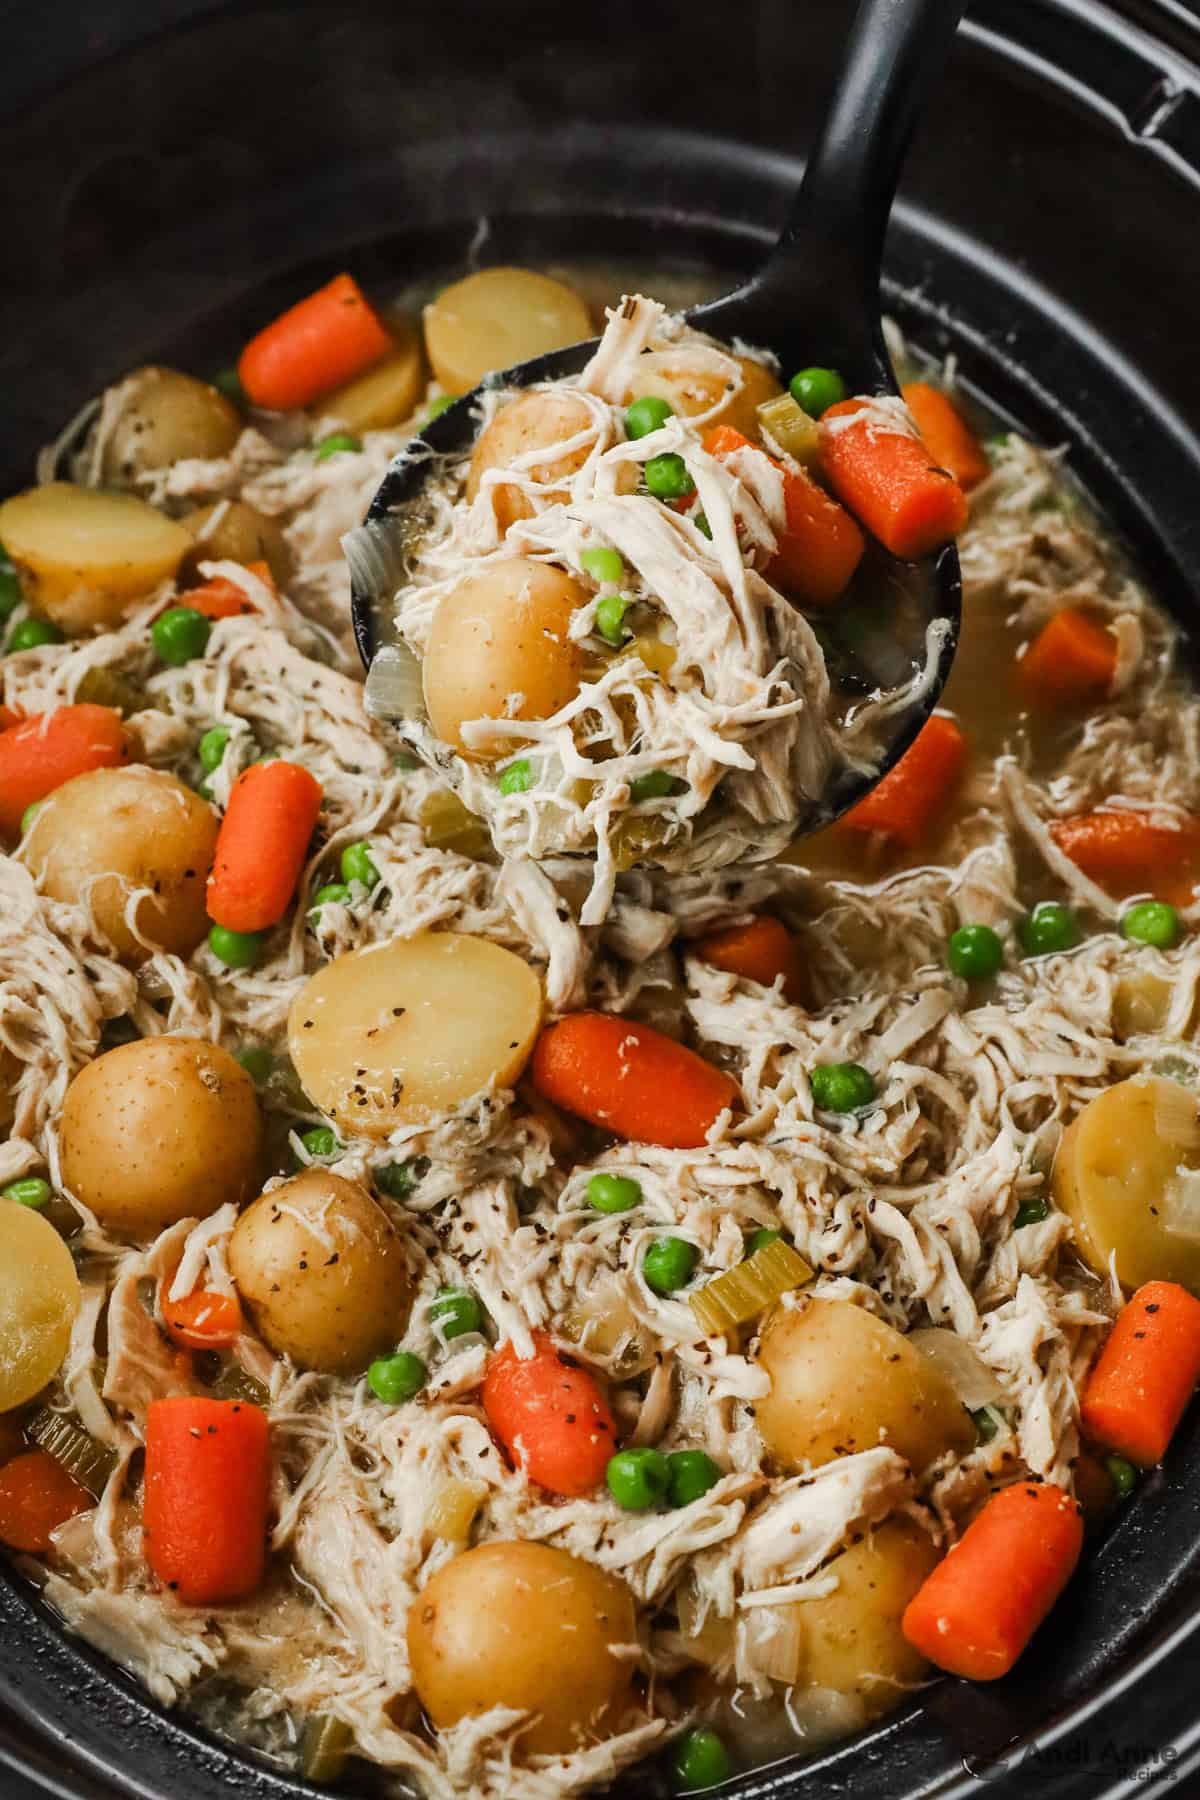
[624,395,674,440]
[666,1449,722,1508]
[643,1236,698,1295]
[587,1172,642,1214]
[314,431,361,461]
[498,758,536,797]
[672,1727,732,1792]
[430,1287,481,1340]
[972,1405,1003,1444]
[376,1158,426,1200]
[606,1447,670,1511]
[340,841,380,890]
[630,769,684,803]
[19,802,40,836]
[986,433,1011,453]
[208,923,264,968]
[152,606,211,667]
[212,367,246,407]
[422,393,456,426]
[1121,901,1179,949]
[309,882,352,920]
[8,618,64,653]
[198,725,231,772]
[368,1351,427,1403]
[236,1046,273,1083]
[744,1227,781,1257]
[643,452,694,501]
[0,545,21,621]
[580,545,624,586]
[1020,901,1081,957]
[299,1125,341,1161]
[1105,1454,1138,1502]
[947,923,1004,981]
[2,1177,51,1210]
[788,366,846,418]
[809,1062,876,1113]
[595,593,631,647]
[1014,1197,1050,1228]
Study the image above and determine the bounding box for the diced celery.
[690,1239,812,1337]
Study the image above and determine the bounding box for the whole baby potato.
[423,555,585,757]
[0,1200,81,1412]
[0,483,192,633]
[756,1297,974,1475]
[60,1037,262,1236]
[786,1516,940,1712]
[407,1540,637,1754]
[424,267,592,396]
[26,766,218,963]
[288,932,542,1138]
[627,352,782,440]
[100,365,241,484]
[178,500,290,585]
[229,1169,413,1374]
[466,391,599,533]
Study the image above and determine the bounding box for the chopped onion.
[675,1579,736,1668]
[1163,1168,1200,1243]
[425,1477,487,1543]
[1149,1074,1200,1152]
[738,1603,804,1686]
[909,1327,1003,1410]
[364,640,426,726]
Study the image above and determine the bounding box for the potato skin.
[60,1037,262,1237]
[0,483,193,633]
[26,766,218,963]
[788,1517,940,1711]
[178,500,290,585]
[756,1298,974,1474]
[626,352,782,440]
[466,391,597,532]
[229,1169,412,1374]
[100,366,241,484]
[1054,1074,1200,1292]
[423,557,585,758]
[407,1541,637,1754]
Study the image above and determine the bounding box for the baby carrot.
[161,1284,243,1353]
[901,383,991,491]
[206,759,322,933]
[1080,1281,1200,1467]
[820,398,969,560]
[239,273,393,412]
[531,1012,739,1149]
[902,1481,1083,1680]
[0,1450,92,1553]
[178,562,275,621]
[143,1398,269,1605]
[0,703,129,837]
[703,424,864,605]
[1050,808,1200,906]
[840,713,968,848]
[1019,607,1117,707]
[692,914,805,1004]
[483,1332,616,1497]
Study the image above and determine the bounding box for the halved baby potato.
[755,1297,975,1475]
[315,317,425,432]
[423,556,585,757]
[288,931,542,1137]
[0,483,192,633]
[99,365,241,484]
[424,268,592,396]
[1053,1073,1200,1292]
[178,500,290,586]
[0,1200,81,1411]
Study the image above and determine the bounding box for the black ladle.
[351,0,967,832]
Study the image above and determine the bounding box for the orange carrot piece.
[143,1398,269,1605]
[206,759,322,932]
[238,273,393,412]
[161,1280,243,1352]
[1019,607,1117,707]
[840,714,968,849]
[703,424,864,605]
[1080,1281,1200,1468]
[482,1332,616,1497]
[179,560,276,622]
[902,1481,1083,1680]
[0,706,23,734]
[901,383,991,491]
[820,399,969,559]
[531,1012,739,1149]
[693,915,805,1004]
[1050,808,1200,906]
[0,1450,92,1552]
[0,703,129,837]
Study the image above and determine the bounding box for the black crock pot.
[3,2,1200,1796]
